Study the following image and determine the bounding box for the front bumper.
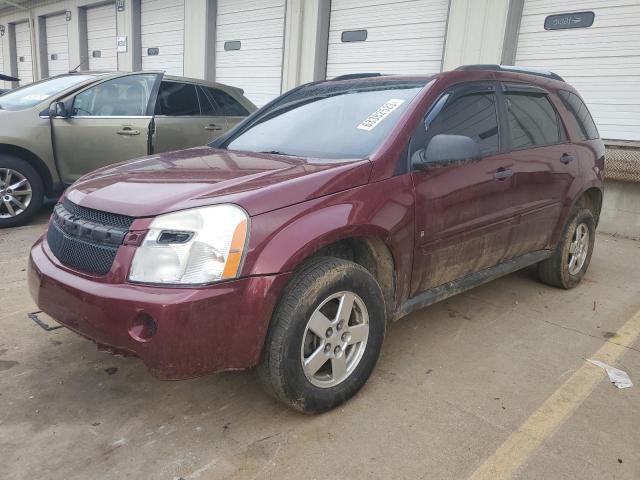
[28,237,291,379]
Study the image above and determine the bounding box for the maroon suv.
[28,65,604,413]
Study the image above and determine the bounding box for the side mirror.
[413,134,481,170]
[49,101,69,118]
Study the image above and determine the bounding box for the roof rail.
[454,64,565,82]
[331,73,384,81]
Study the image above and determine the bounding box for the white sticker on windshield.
[357,99,405,131]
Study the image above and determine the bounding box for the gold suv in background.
[0,72,256,227]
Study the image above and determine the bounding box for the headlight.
[128,204,249,285]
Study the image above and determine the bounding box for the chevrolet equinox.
[28,65,605,413]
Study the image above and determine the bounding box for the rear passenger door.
[201,86,252,131]
[498,83,578,257]
[153,81,228,153]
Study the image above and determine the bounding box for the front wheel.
[538,208,596,289]
[258,257,386,413]
[0,156,44,228]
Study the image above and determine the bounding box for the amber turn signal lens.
[222,219,248,280]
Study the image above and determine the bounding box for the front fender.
[243,175,416,304]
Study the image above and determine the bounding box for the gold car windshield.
[0,75,94,111]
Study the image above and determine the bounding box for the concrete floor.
[1,206,639,480]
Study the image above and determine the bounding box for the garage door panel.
[216,8,284,26]
[46,14,70,77]
[15,22,33,85]
[216,50,284,68]
[329,2,448,30]
[87,3,117,71]
[141,0,184,76]
[326,0,449,79]
[518,0,638,15]
[217,0,283,16]
[516,0,640,141]
[216,0,285,107]
[216,20,284,41]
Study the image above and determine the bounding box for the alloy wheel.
[300,291,370,388]
[0,168,33,219]
[568,222,589,275]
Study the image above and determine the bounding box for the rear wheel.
[538,208,596,289]
[0,155,44,228]
[258,257,386,413]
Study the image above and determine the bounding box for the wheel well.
[311,237,396,321]
[576,187,603,225]
[0,144,55,196]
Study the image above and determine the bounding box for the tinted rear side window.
[558,90,599,140]
[426,92,500,156]
[505,93,562,149]
[204,87,249,116]
[156,82,200,116]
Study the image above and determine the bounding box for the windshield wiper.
[259,151,294,157]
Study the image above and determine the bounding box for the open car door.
[50,73,162,183]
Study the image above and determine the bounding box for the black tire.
[538,208,596,289]
[258,257,386,413]
[0,155,44,228]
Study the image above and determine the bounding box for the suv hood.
[65,147,372,217]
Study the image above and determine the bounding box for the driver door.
[51,73,160,183]
[410,82,518,296]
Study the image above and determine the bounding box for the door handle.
[494,168,513,180]
[560,154,576,164]
[205,124,223,131]
[117,127,140,136]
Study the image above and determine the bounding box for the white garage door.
[15,22,33,85]
[45,13,70,77]
[516,0,640,141]
[141,0,185,75]
[0,35,5,89]
[87,2,118,71]
[326,0,450,79]
[215,0,286,107]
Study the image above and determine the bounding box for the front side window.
[424,92,500,157]
[223,78,429,159]
[558,90,599,140]
[505,92,562,149]
[73,74,156,116]
[0,75,94,111]
[155,82,200,116]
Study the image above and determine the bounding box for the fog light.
[128,312,157,342]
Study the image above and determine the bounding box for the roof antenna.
[69,57,89,73]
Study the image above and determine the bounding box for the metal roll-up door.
[141,0,185,75]
[326,0,450,79]
[15,21,33,85]
[87,2,118,71]
[516,1,640,141]
[215,0,286,107]
[45,13,70,77]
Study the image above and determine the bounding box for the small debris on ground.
[104,367,118,375]
[587,360,633,389]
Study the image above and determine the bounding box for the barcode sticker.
[357,99,405,131]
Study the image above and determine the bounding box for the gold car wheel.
[0,168,33,219]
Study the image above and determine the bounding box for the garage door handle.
[205,124,223,131]
[117,128,141,136]
[560,154,576,164]
[494,168,513,180]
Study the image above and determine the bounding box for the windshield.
[0,75,94,111]
[223,78,428,159]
